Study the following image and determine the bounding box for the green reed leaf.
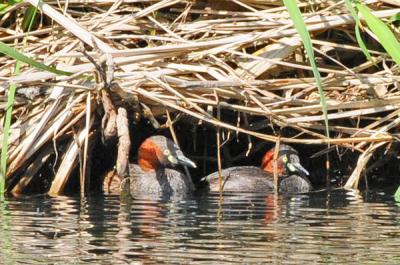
[0,41,71,76]
[357,3,400,66]
[283,0,330,139]
[345,0,374,63]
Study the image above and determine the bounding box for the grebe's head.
[138,135,196,171]
[261,144,309,176]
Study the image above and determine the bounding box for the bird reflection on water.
[2,189,400,264]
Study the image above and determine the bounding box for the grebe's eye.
[163,149,170,156]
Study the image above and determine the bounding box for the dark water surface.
[1,189,400,264]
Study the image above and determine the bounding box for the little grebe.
[203,144,311,193]
[125,136,196,197]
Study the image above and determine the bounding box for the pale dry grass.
[1,0,400,193]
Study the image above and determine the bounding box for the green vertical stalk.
[283,0,330,139]
[0,4,38,199]
[1,67,19,200]
[344,0,374,63]
[283,0,331,184]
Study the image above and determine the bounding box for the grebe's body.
[126,136,196,197]
[203,144,311,193]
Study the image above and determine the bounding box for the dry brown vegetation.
[1,0,400,195]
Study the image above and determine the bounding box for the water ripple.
[0,189,400,264]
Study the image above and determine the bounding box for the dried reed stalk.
[1,1,399,193]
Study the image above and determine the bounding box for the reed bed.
[1,0,400,195]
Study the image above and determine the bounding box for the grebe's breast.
[128,164,194,197]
